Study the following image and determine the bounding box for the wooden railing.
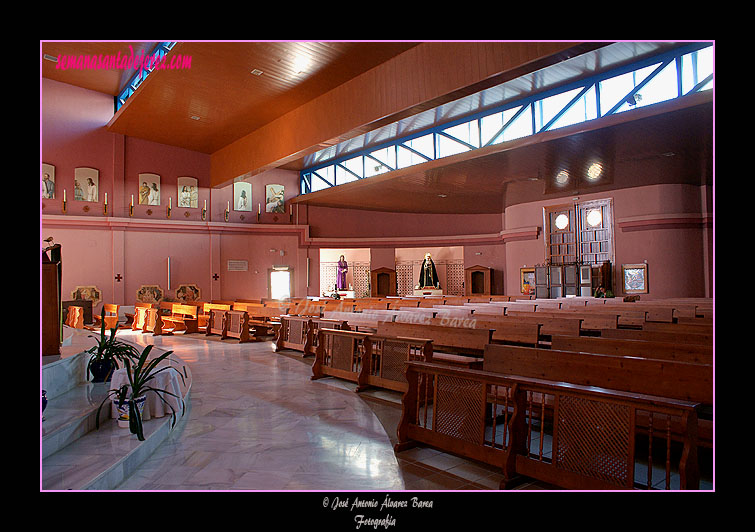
[395,361,701,490]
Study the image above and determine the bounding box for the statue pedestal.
[413,288,443,296]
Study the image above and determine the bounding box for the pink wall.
[306,206,502,238]
[42,78,712,308]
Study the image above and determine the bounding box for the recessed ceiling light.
[190,115,200,120]
[437,194,447,198]
[43,54,58,63]
[555,170,569,185]
[250,69,263,76]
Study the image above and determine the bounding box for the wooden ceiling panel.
[103,41,419,153]
[42,42,158,96]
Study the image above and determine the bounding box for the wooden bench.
[424,316,542,347]
[245,305,289,340]
[274,315,351,356]
[597,327,713,346]
[90,303,121,330]
[223,310,251,342]
[483,343,713,448]
[161,303,200,334]
[142,308,171,336]
[312,328,433,393]
[205,307,228,338]
[550,334,713,365]
[396,360,701,490]
[198,303,232,332]
[375,321,491,369]
[64,305,85,329]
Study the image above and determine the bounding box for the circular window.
[587,162,603,181]
[555,213,570,230]
[586,209,602,227]
[555,170,569,185]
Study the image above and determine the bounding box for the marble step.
[41,369,192,490]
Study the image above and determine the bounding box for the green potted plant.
[95,344,186,441]
[86,307,140,382]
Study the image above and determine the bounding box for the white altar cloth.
[109,364,184,421]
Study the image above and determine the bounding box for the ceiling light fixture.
[437,194,447,198]
[555,170,569,185]
[190,115,200,120]
[250,69,263,76]
[43,54,58,63]
[586,162,603,181]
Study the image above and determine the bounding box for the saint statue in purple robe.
[336,255,348,290]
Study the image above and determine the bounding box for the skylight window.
[300,43,713,195]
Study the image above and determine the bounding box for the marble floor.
[79,330,545,491]
[45,329,713,492]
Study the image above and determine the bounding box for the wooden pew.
[91,303,121,330]
[375,321,491,369]
[396,360,702,490]
[161,303,200,334]
[550,335,713,365]
[322,310,383,332]
[312,328,433,393]
[245,305,289,340]
[205,307,228,338]
[223,310,251,342]
[598,327,713,346]
[198,303,232,332]
[143,308,171,336]
[64,305,85,329]
[425,316,541,347]
[274,315,351,356]
[507,309,620,332]
[483,343,713,448]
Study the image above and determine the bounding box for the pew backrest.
[483,344,712,405]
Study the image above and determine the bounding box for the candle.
[227,201,230,211]
[131,195,134,206]
[169,197,172,208]
[258,203,261,214]
[289,205,292,215]
[63,189,66,201]
[104,192,108,205]
[204,199,207,209]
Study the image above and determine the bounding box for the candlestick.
[167,196,172,218]
[202,199,207,221]
[103,192,108,215]
[62,189,67,213]
[130,195,134,217]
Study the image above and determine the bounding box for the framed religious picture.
[175,284,201,303]
[138,173,161,205]
[234,181,252,211]
[74,167,99,202]
[177,176,198,208]
[70,285,101,307]
[42,163,56,199]
[136,284,164,305]
[622,263,648,294]
[520,267,536,295]
[265,184,285,213]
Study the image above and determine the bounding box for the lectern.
[42,244,62,356]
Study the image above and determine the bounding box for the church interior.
[40,41,714,497]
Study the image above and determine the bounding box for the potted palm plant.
[86,307,140,382]
[95,344,186,441]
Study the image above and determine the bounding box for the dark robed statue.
[418,253,440,289]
